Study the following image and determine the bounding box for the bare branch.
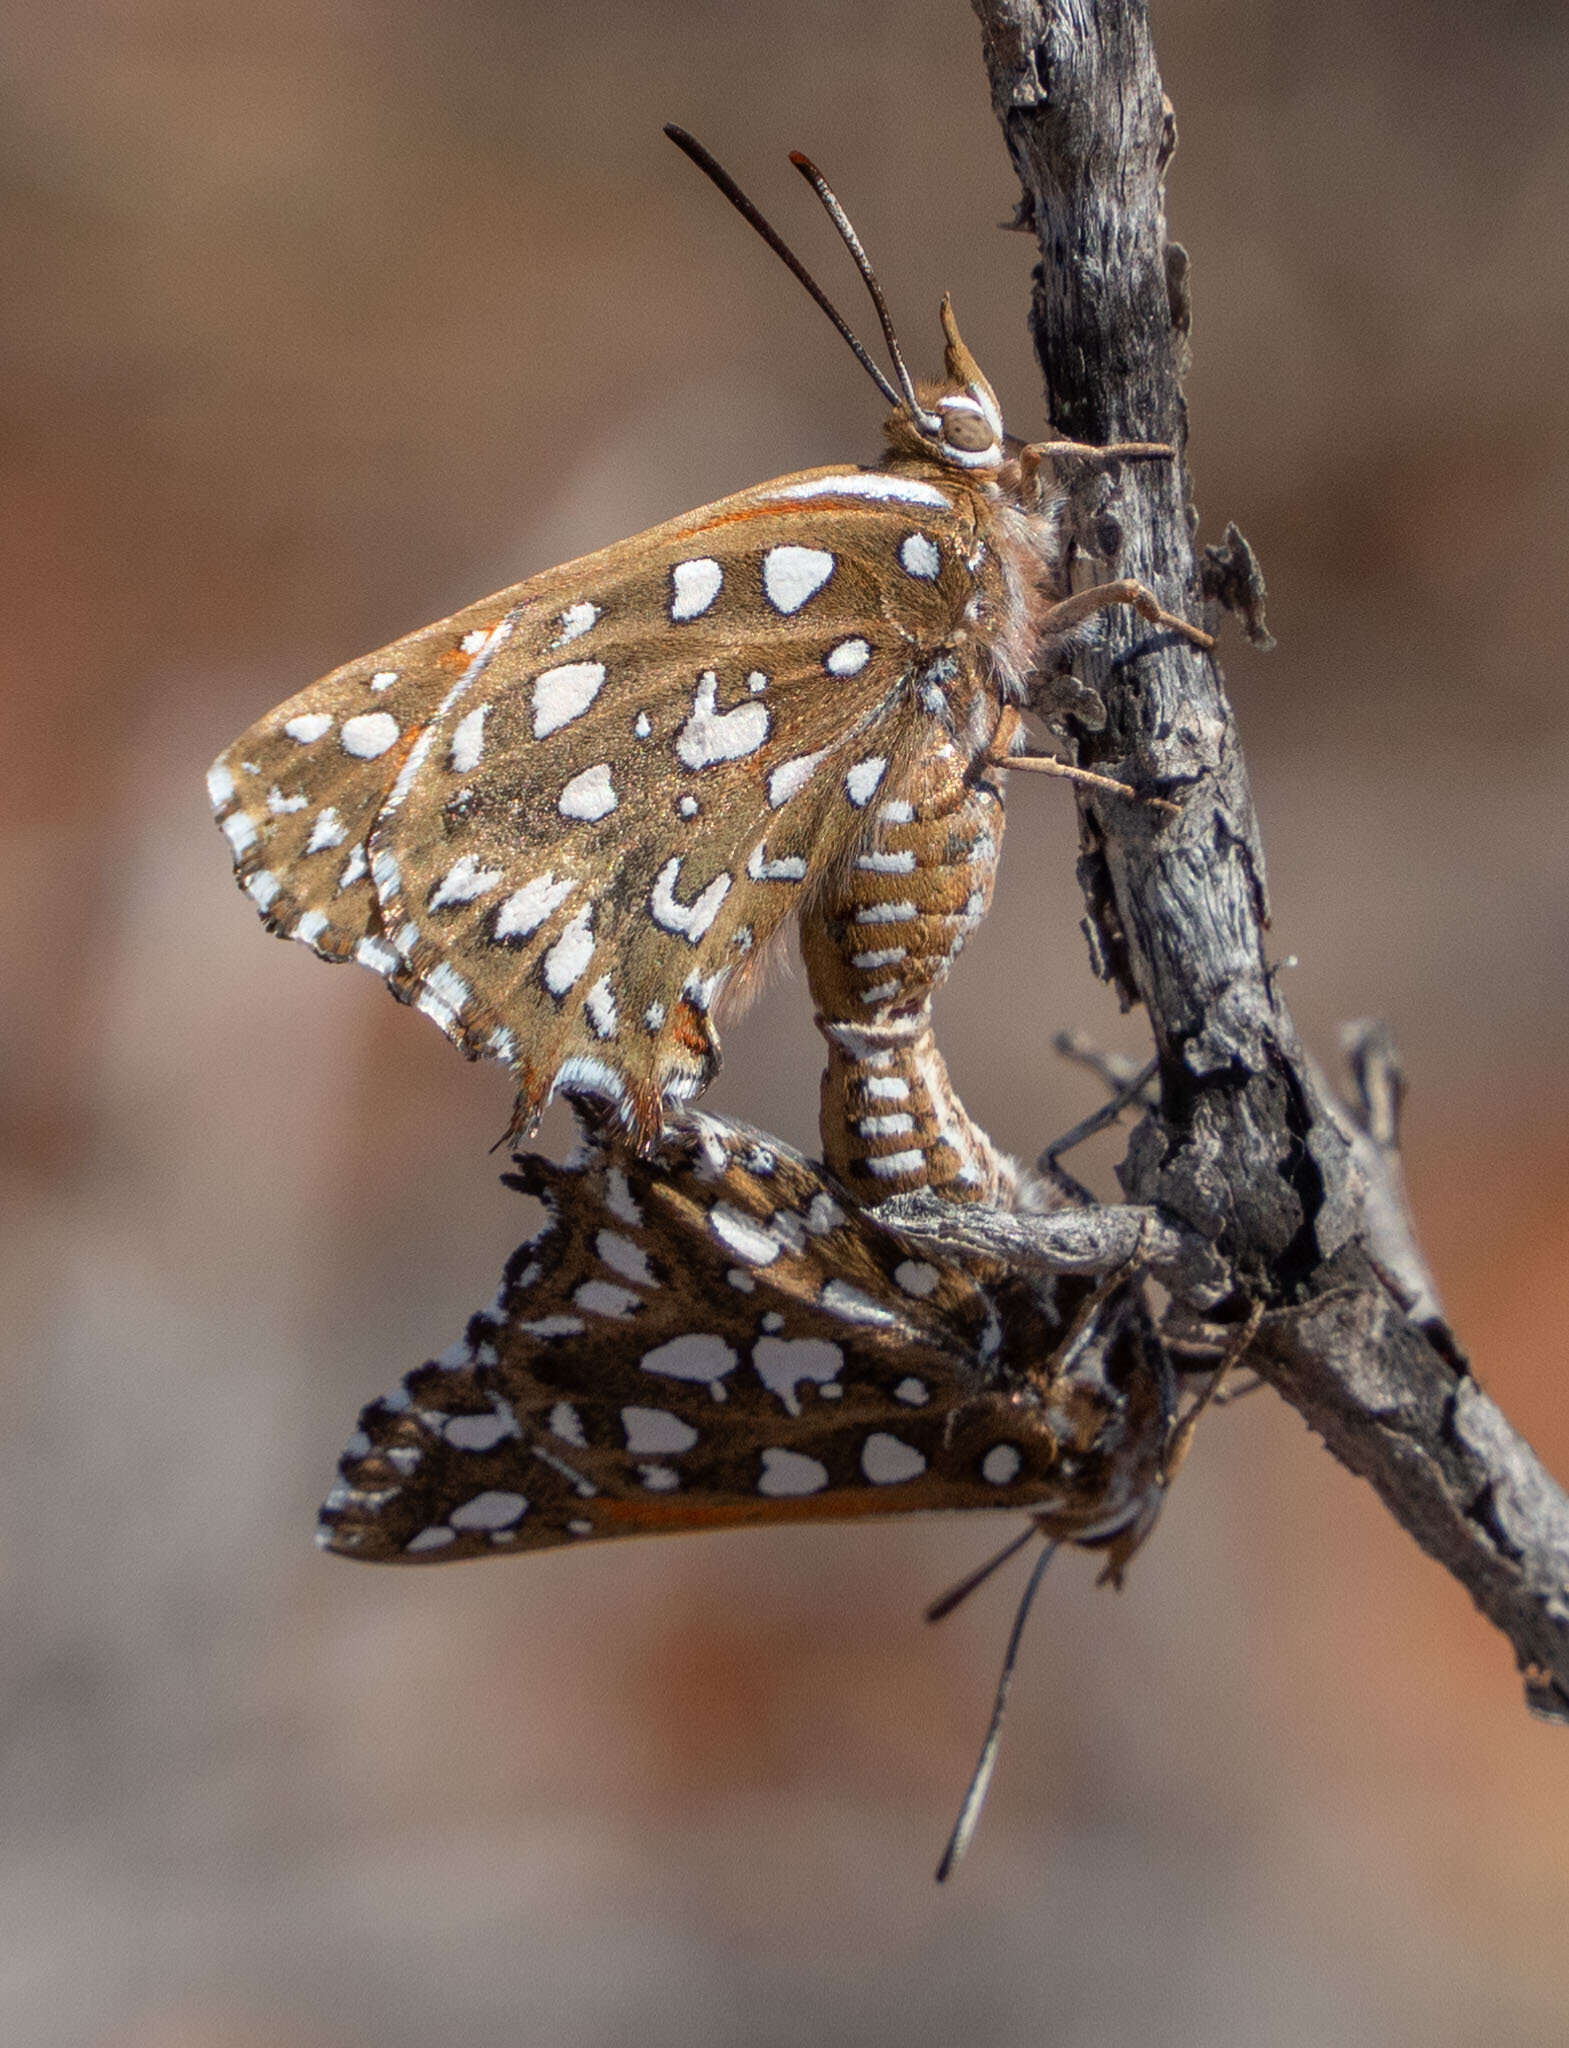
[969,0,1569,1720]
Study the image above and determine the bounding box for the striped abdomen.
[804,725,1018,1206]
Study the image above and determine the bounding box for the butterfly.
[318,1107,1175,1568]
[208,130,1212,1158]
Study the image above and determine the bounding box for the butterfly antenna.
[787,151,938,433]
[935,1538,1058,1884]
[664,126,903,413]
[925,1523,1039,1625]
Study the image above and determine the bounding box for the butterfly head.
[882,296,1007,476]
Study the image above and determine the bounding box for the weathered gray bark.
[962,0,1569,1717]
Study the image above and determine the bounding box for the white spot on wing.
[825,637,871,677]
[845,756,887,806]
[675,672,770,769]
[772,473,950,509]
[670,557,723,621]
[752,1337,843,1418]
[559,762,618,821]
[768,750,828,808]
[549,1401,588,1446]
[596,1229,653,1285]
[444,1407,519,1452]
[449,703,489,773]
[416,960,472,1030]
[284,713,333,744]
[640,1332,738,1401]
[604,1172,642,1228]
[517,1315,586,1338]
[222,811,257,857]
[982,1444,1023,1485]
[820,1279,909,1327]
[405,1527,456,1553]
[207,760,236,808]
[899,532,941,579]
[621,1406,699,1454]
[340,712,399,759]
[305,807,347,853]
[554,601,600,644]
[557,1055,623,1104]
[449,1490,527,1530]
[574,1278,643,1318]
[649,857,731,942]
[894,1260,941,1298]
[586,975,618,1038]
[707,1203,781,1266]
[894,1376,929,1406]
[430,853,504,908]
[758,1447,829,1496]
[862,1433,927,1484]
[532,661,606,738]
[746,843,808,883]
[493,871,575,942]
[762,545,835,615]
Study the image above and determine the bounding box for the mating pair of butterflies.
[211,133,1211,1587]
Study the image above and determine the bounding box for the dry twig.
[955,0,1569,1718]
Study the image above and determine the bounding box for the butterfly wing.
[209,467,990,1140]
[319,1112,1166,1564]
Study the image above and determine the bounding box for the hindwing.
[210,467,990,1140]
[319,1112,1169,1564]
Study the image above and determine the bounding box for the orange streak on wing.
[590,1490,926,1535]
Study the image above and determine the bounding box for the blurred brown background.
[5,1,1568,2043]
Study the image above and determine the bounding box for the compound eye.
[940,408,995,454]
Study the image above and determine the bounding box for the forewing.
[319,1112,1088,1565]
[207,598,527,976]
[210,468,982,1136]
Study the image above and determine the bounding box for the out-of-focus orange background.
[5,2,1568,2043]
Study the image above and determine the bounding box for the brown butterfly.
[208,131,1211,1154]
[320,1100,1194,1877]
[318,1108,1175,1568]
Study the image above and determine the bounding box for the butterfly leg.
[995,751,1180,814]
[1038,578,1214,651]
[987,701,1178,814]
